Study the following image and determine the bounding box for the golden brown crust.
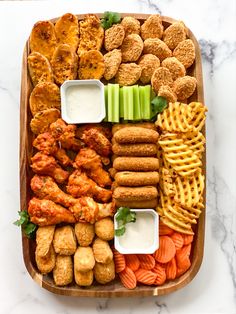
[114,126,159,144]
[53,255,73,286]
[104,24,125,51]
[115,63,141,86]
[121,34,143,62]
[158,85,177,103]
[113,157,159,171]
[115,171,159,186]
[93,260,115,284]
[53,225,77,255]
[121,16,140,35]
[74,269,94,286]
[78,50,105,79]
[104,49,122,81]
[30,109,61,135]
[92,238,113,264]
[115,199,158,209]
[138,54,160,84]
[35,244,56,274]
[74,222,95,247]
[74,247,95,272]
[112,122,156,134]
[36,225,55,257]
[94,218,114,241]
[143,38,172,61]
[173,76,197,100]
[112,143,158,156]
[151,67,173,93]
[173,39,195,68]
[113,186,158,201]
[163,21,187,50]
[162,57,186,81]
[141,14,163,40]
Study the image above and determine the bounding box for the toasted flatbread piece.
[78,50,105,79]
[27,52,54,86]
[30,108,61,135]
[51,44,78,85]
[30,20,57,61]
[30,82,60,116]
[55,13,79,52]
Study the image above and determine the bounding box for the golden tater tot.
[74,269,93,286]
[53,225,77,255]
[94,261,115,284]
[113,186,158,201]
[114,127,159,144]
[92,238,113,264]
[115,171,159,186]
[53,255,73,286]
[74,222,95,247]
[36,225,55,257]
[173,76,197,100]
[140,14,163,40]
[74,247,95,272]
[35,245,56,274]
[95,218,114,241]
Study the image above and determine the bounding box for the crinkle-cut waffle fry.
[125,254,140,272]
[159,220,174,236]
[181,131,205,158]
[165,258,177,280]
[188,102,208,131]
[160,216,194,235]
[135,269,157,285]
[159,189,175,212]
[159,167,176,196]
[158,133,202,177]
[119,266,137,289]
[155,102,193,133]
[113,249,126,273]
[170,232,184,250]
[137,254,155,270]
[152,263,166,285]
[163,204,198,226]
[154,236,176,263]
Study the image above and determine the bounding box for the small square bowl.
[114,209,159,254]
[60,80,105,124]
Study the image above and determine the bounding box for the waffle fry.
[181,131,205,158]
[155,102,193,133]
[159,167,176,196]
[189,102,208,131]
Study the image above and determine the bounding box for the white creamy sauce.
[119,213,155,249]
[65,84,102,121]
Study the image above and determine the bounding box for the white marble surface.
[0,0,235,313]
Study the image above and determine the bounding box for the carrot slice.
[125,254,140,272]
[182,234,194,245]
[113,248,126,273]
[152,263,166,285]
[175,244,191,268]
[119,266,137,289]
[135,268,157,285]
[137,254,155,270]
[176,258,191,278]
[159,221,174,235]
[171,232,184,250]
[154,236,176,263]
[165,258,177,280]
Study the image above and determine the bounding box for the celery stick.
[119,87,124,118]
[139,86,145,119]
[104,85,108,121]
[142,85,151,120]
[133,85,141,120]
[107,84,113,122]
[113,84,120,123]
[127,86,134,120]
[123,86,129,120]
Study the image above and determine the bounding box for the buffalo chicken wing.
[81,128,112,157]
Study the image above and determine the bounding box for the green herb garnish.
[14,210,37,238]
[115,207,136,236]
[151,96,167,120]
[101,11,121,30]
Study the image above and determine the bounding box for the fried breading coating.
[163,21,187,50]
[173,76,197,100]
[121,34,143,62]
[30,82,60,116]
[74,222,95,247]
[74,247,95,272]
[162,57,186,81]
[113,186,158,201]
[158,85,177,103]
[74,269,93,286]
[151,67,173,93]
[112,122,156,134]
[30,108,61,135]
[30,20,57,61]
[94,260,115,284]
[53,255,73,286]
[27,52,53,86]
[112,143,158,156]
[53,225,77,255]
[114,126,159,143]
[121,16,140,35]
[77,14,104,56]
[143,38,172,61]
[35,244,56,274]
[33,132,57,155]
[55,13,79,52]
[104,24,125,51]
[95,218,114,241]
[104,49,122,81]
[78,50,105,79]
[173,39,195,68]
[36,225,55,257]
[115,63,141,86]
[114,171,159,186]
[115,199,157,209]
[141,14,163,40]
[92,238,113,264]
[51,44,78,85]
[113,157,159,171]
[138,54,160,84]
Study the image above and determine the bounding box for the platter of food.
[19,12,207,297]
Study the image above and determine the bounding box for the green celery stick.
[107,84,113,122]
[113,84,120,122]
[123,86,129,120]
[142,85,151,120]
[139,86,145,119]
[104,85,108,121]
[127,86,134,120]
[119,87,124,118]
[133,85,141,120]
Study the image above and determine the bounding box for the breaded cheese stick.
[112,143,158,156]
[113,157,159,171]
[115,199,157,209]
[114,127,159,144]
[115,171,159,186]
[113,186,158,201]
[112,122,156,135]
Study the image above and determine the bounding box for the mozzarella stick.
[114,127,159,144]
[112,123,156,135]
[113,186,158,201]
[113,157,159,171]
[115,171,159,186]
[112,143,157,156]
[115,199,158,209]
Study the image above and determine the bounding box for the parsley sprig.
[101,12,121,30]
[151,96,167,120]
[115,207,136,236]
[14,210,37,238]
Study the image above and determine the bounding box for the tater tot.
[94,261,115,284]
[74,222,95,247]
[36,225,55,257]
[113,157,159,171]
[35,244,56,274]
[113,186,158,201]
[112,122,156,134]
[115,171,159,186]
[74,269,94,286]
[92,238,113,264]
[114,127,159,144]
[112,143,158,156]
[95,218,114,241]
[53,255,73,286]
[115,199,158,209]
[74,247,95,272]
[53,225,77,255]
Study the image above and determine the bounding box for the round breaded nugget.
[162,57,186,81]
[121,16,140,35]
[158,85,177,103]
[121,34,143,62]
[104,49,122,80]
[138,54,160,84]
[78,50,105,79]
[75,222,95,247]
[30,108,61,135]
[173,39,195,68]
[151,67,173,93]
[163,21,187,50]
[173,76,197,100]
[104,24,125,51]
[115,63,141,86]
[94,260,115,284]
[95,218,114,241]
[141,14,163,40]
[143,38,172,62]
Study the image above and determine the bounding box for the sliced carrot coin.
[159,220,174,235]
[119,266,137,289]
[182,234,194,245]
[125,254,140,272]
[137,254,155,270]
[165,257,177,280]
[152,263,166,285]
[176,258,191,278]
[135,268,157,285]
[154,236,176,263]
[113,248,126,273]
[171,232,184,250]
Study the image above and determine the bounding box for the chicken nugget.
[27,52,53,86]
[95,218,114,241]
[29,82,60,116]
[74,247,95,272]
[115,63,141,86]
[30,108,61,135]
[115,171,159,186]
[114,127,159,144]
[104,24,125,51]
[92,238,113,264]
[104,49,122,81]
[30,20,57,61]
[55,13,79,52]
[112,143,158,157]
[121,16,140,35]
[141,14,163,40]
[51,44,78,85]
[115,199,158,209]
[53,225,77,255]
[173,76,197,100]
[121,34,143,62]
[173,39,195,69]
[143,38,172,61]
[53,255,73,286]
[36,225,55,257]
[113,186,158,201]
[138,54,160,84]
[35,244,56,274]
[158,85,177,103]
[74,222,95,247]
[112,122,156,134]
[94,260,115,284]
[163,21,187,50]
[113,157,159,171]
[74,269,93,286]
[162,57,186,81]
[151,67,173,93]
[78,50,105,80]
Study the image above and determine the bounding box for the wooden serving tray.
[20,13,205,297]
